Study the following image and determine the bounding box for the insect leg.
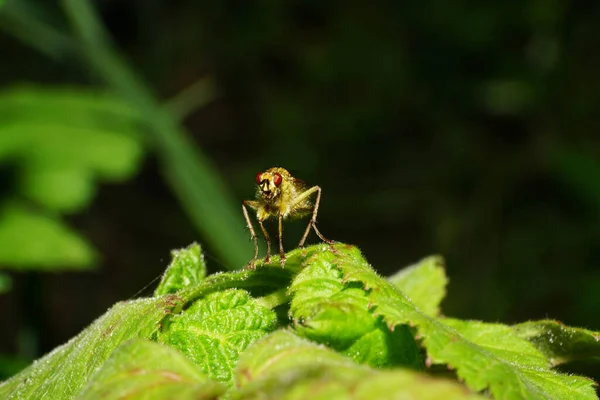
[295,186,334,247]
[242,200,260,268]
[278,213,285,267]
[258,219,272,263]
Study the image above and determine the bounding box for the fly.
[242,167,333,268]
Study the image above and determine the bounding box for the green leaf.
[77,339,226,400]
[0,272,12,294]
[6,124,143,212]
[0,86,144,270]
[0,244,295,397]
[155,243,206,296]
[3,243,599,399]
[0,86,144,213]
[0,295,184,399]
[19,164,95,214]
[443,318,596,399]
[233,330,485,400]
[513,320,600,366]
[388,255,447,317]
[330,246,598,399]
[0,86,140,125]
[0,202,97,270]
[159,289,278,385]
[288,246,422,369]
[235,330,361,386]
[174,261,295,307]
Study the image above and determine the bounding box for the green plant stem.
[165,77,217,121]
[0,0,76,60]
[60,0,251,269]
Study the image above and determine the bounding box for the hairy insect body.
[242,167,332,268]
[255,170,310,221]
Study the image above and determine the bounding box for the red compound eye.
[255,172,263,184]
[273,172,282,186]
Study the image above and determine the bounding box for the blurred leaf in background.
[0,84,145,379]
[0,202,96,269]
[0,272,11,294]
[0,86,144,274]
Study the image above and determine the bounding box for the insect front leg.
[258,219,272,263]
[295,186,334,248]
[242,200,260,268]
[278,213,285,267]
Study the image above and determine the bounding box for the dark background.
[1,0,599,383]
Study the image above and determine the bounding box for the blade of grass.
[0,1,215,122]
[165,77,218,121]
[61,0,251,269]
[0,0,76,59]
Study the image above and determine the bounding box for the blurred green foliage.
[0,87,143,270]
[0,0,599,387]
[0,0,253,379]
[0,272,10,294]
[64,0,252,269]
[0,87,143,211]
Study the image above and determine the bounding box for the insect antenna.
[124,247,236,301]
[125,273,164,300]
